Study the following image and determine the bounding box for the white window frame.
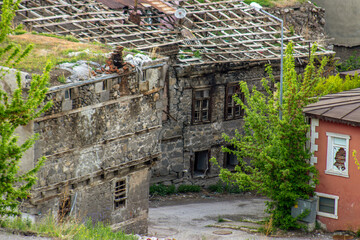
[325,132,350,178]
[315,192,339,219]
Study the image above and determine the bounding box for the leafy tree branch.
[0,0,52,216]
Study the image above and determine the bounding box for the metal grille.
[114,179,126,209]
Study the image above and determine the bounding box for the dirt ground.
[148,192,335,240]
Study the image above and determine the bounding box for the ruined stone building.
[2,0,333,233]
[3,54,167,233]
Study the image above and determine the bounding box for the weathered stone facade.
[20,59,167,234]
[153,62,270,186]
[152,61,308,187]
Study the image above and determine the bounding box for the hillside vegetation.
[0,33,112,73]
[244,0,309,7]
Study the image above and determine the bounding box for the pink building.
[304,88,360,232]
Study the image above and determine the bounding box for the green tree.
[212,42,328,230]
[0,0,52,216]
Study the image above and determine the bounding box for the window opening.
[64,89,71,100]
[102,80,108,91]
[193,89,210,124]
[114,179,126,209]
[225,84,244,120]
[224,147,238,169]
[319,197,335,214]
[316,192,339,219]
[194,150,209,176]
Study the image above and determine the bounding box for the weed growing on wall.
[211,42,328,230]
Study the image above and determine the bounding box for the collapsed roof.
[7,0,333,66]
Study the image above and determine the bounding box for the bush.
[337,53,360,72]
[177,184,201,193]
[314,74,360,96]
[149,184,176,196]
[208,181,245,194]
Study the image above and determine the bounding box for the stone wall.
[153,62,279,186]
[269,2,327,43]
[21,59,167,234]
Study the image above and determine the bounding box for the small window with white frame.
[326,132,350,177]
[316,192,339,219]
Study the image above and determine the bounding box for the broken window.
[326,132,350,177]
[193,150,210,176]
[224,147,238,169]
[225,84,244,120]
[192,88,211,124]
[114,179,126,209]
[316,192,338,219]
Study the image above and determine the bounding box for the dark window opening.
[114,179,126,209]
[58,196,71,221]
[64,89,71,100]
[224,148,238,169]
[225,84,244,120]
[102,80,107,91]
[194,150,209,176]
[319,196,335,214]
[193,89,211,124]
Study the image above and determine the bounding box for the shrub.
[337,53,360,72]
[149,184,176,196]
[177,184,201,193]
[208,180,245,194]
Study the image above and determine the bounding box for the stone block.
[139,81,149,92]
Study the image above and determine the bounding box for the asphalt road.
[148,196,334,240]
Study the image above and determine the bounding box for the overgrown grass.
[149,184,202,196]
[243,0,308,7]
[337,53,360,72]
[150,184,176,196]
[177,184,201,193]
[0,33,112,73]
[208,180,246,194]
[0,215,136,240]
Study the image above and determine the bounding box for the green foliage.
[217,216,225,223]
[211,42,326,230]
[336,53,360,72]
[193,50,201,58]
[0,216,136,240]
[314,73,360,96]
[288,26,295,36]
[0,0,52,216]
[149,184,176,196]
[30,31,80,43]
[208,180,245,194]
[149,184,202,195]
[57,74,66,83]
[177,184,201,193]
[244,0,274,7]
